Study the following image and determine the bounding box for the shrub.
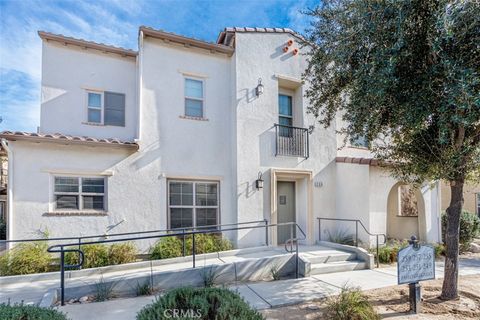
[65,244,109,269]
[0,218,6,240]
[0,242,51,276]
[136,287,263,320]
[442,211,480,251]
[0,302,68,320]
[326,286,380,320]
[327,229,356,246]
[150,236,183,260]
[108,242,137,265]
[375,239,408,264]
[433,243,445,258]
[150,233,233,260]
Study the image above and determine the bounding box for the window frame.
[53,176,107,212]
[86,90,104,124]
[184,77,205,118]
[167,179,219,229]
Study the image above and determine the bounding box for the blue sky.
[0,0,317,132]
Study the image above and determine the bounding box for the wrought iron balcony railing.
[274,124,309,159]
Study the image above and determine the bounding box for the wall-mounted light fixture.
[255,78,264,97]
[255,171,264,189]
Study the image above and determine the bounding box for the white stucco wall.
[232,32,337,246]
[40,42,137,141]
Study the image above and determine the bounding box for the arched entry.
[387,182,427,241]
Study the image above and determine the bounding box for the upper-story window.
[54,176,106,211]
[279,94,293,137]
[86,90,125,126]
[184,78,204,118]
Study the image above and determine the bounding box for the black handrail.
[283,223,307,279]
[317,217,386,268]
[46,220,306,305]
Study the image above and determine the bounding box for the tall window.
[54,177,106,211]
[168,180,218,229]
[185,78,204,118]
[86,91,125,126]
[279,94,293,137]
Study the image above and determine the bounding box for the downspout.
[135,30,144,145]
[1,138,13,244]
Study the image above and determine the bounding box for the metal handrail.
[46,220,306,305]
[317,217,386,268]
[283,223,307,279]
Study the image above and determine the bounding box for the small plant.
[326,286,380,320]
[327,229,356,246]
[374,239,408,264]
[93,274,117,301]
[108,242,137,265]
[269,263,281,280]
[0,242,51,276]
[442,211,480,252]
[201,265,219,288]
[136,287,263,320]
[135,280,154,296]
[0,302,68,320]
[433,243,445,258]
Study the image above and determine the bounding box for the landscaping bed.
[260,274,480,320]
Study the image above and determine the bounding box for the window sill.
[44,211,108,217]
[82,122,104,126]
[348,145,369,150]
[179,115,209,121]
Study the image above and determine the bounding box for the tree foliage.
[304,0,480,184]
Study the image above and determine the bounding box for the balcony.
[274,124,309,159]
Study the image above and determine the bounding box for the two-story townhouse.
[0,26,443,250]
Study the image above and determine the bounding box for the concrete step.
[310,260,366,275]
[301,252,357,264]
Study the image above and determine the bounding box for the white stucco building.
[0,26,442,248]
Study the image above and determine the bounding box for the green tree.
[303,0,479,300]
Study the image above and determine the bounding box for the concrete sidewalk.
[60,258,480,320]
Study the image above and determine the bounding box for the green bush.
[442,211,480,251]
[326,286,380,320]
[0,242,51,276]
[108,242,137,265]
[150,236,184,259]
[375,239,408,264]
[0,218,6,240]
[65,244,109,269]
[150,233,233,260]
[65,243,138,269]
[136,287,263,320]
[0,302,68,320]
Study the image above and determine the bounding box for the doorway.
[277,181,296,244]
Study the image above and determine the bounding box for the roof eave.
[140,26,234,56]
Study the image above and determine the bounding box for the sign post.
[397,236,435,314]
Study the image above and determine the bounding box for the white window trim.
[86,90,104,125]
[52,175,107,212]
[184,77,206,119]
[167,179,219,229]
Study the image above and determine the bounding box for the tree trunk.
[440,181,464,300]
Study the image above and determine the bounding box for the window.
[86,91,125,126]
[54,176,106,211]
[168,180,218,229]
[350,135,369,148]
[279,94,293,137]
[87,92,102,123]
[184,78,204,117]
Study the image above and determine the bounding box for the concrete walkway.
[60,257,480,320]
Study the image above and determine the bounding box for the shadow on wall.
[258,126,307,168]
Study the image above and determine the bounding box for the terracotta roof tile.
[0,131,138,149]
[336,156,383,166]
